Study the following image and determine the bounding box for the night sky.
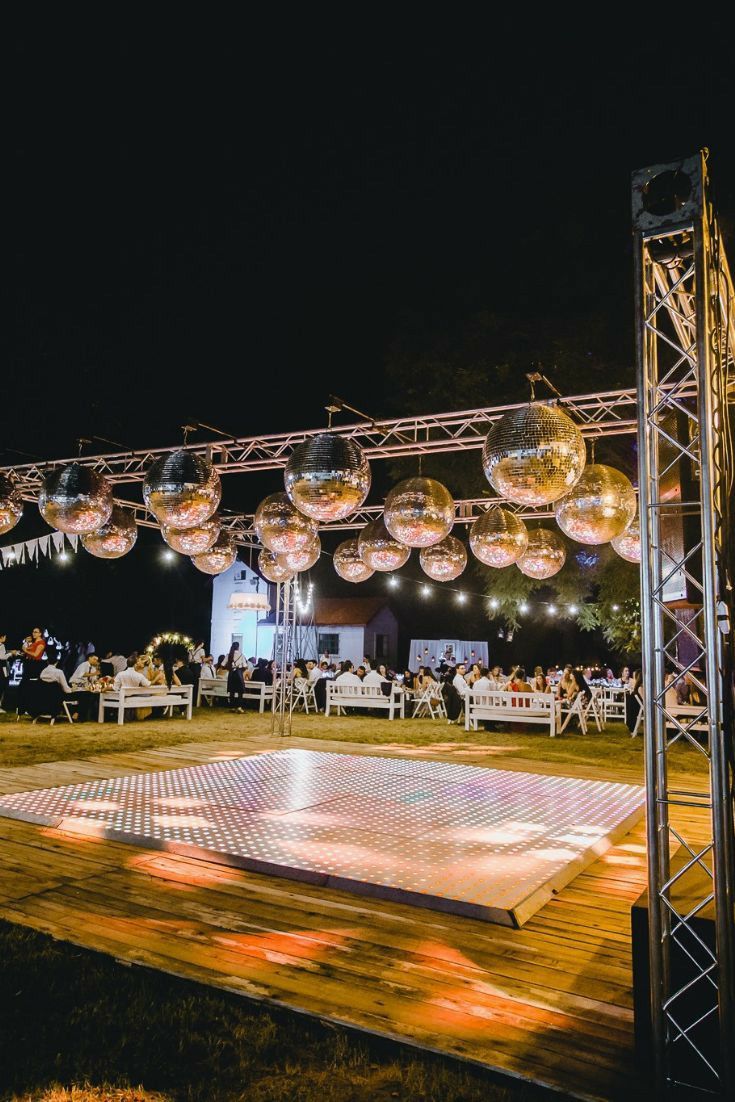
[5,32,734,664]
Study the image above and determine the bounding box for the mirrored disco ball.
[39,463,114,534]
[258,547,295,583]
[469,506,529,568]
[190,531,237,575]
[419,534,467,581]
[383,477,454,548]
[0,474,23,535]
[516,528,567,579]
[334,538,375,583]
[482,403,586,506]
[143,450,221,528]
[357,516,411,571]
[162,515,221,555]
[284,433,371,522]
[277,534,321,573]
[555,464,637,545]
[81,505,138,559]
[611,513,642,563]
[254,492,318,554]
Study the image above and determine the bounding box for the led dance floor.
[0,749,644,926]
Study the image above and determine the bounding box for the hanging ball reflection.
[39,463,114,534]
[383,477,454,548]
[284,433,371,522]
[277,534,321,573]
[258,547,295,583]
[190,531,237,575]
[357,517,411,572]
[254,492,318,554]
[0,474,23,535]
[516,528,567,579]
[143,450,221,528]
[611,513,642,563]
[162,516,221,555]
[81,505,138,559]
[482,403,586,506]
[419,535,467,582]
[333,538,375,583]
[555,464,637,545]
[470,507,529,568]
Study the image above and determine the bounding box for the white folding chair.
[559,694,588,734]
[411,685,432,718]
[291,677,315,714]
[583,687,605,732]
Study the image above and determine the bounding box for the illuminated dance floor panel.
[0,749,645,926]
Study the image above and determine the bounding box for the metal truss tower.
[633,151,735,1096]
[270,578,296,738]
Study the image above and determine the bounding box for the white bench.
[326,681,405,720]
[98,684,193,725]
[197,679,229,706]
[240,680,274,713]
[465,690,561,737]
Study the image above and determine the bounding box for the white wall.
[315,624,365,666]
[210,562,275,662]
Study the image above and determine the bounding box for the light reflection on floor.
[0,748,644,926]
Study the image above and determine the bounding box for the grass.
[0,922,543,1102]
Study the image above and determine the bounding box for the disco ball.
[258,547,295,583]
[162,516,221,555]
[143,450,221,528]
[254,492,318,554]
[39,463,114,534]
[357,517,411,572]
[611,513,642,563]
[284,433,371,522]
[333,538,375,583]
[482,403,586,506]
[383,477,454,548]
[277,534,321,573]
[190,531,237,575]
[469,507,529,568]
[516,528,567,579]
[555,464,637,545]
[81,505,138,559]
[419,534,467,582]
[0,474,23,535]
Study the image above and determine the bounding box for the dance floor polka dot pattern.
[0,749,645,926]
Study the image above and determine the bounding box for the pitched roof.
[313,597,390,626]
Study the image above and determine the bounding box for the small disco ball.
[482,403,586,506]
[81,505,138,559]
[254,492,318,554]
[383,477,454,548]
[258,547,295,583]
[277,534,321,573]
[190,531,237,575]
[357,517,411,571]
[162,516,220,555]
[611,513,642,563]
[516,527,567,579]
[555,464,637,545]
[39,463,114,534]
[333,537,375,583]
[419,534,467,582]
[0,474,23,535]
[284,433,371,522]
[469,506,529,568]
[143,450,221,528]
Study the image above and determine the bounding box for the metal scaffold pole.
[270,578,296,738]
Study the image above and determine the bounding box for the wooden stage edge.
[0,734,710,1102]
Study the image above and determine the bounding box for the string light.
[519,602,529,614]
[612,603,620,611]
[489,597,499,609]
[58,551,69,563]
[456,592,466,603]
[421,585,431,597]
[568,604,578,614]
[162,549,176,562]
[388,575,399,588]
[547,604,557,615]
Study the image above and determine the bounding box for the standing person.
[106,651,127,675]
[190,640,206,664]
[225,642,248,711]
[22,628,46,671]
[0,633,20,713]
[625,670,644,733]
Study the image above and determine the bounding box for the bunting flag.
[0,532,81,569]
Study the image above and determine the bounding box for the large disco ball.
[470,507,529,568]
[143,450,221,528]
[162,515,221,555]
[277,534,321,573]
[611,513,642,563]
[0,474,23,535]
[555,464,637,545]
[334,538,375,583]
[419,535,467,582]
[516,528,567,579]
[81,505,138,559]
[258,547,295,583]
[39,463,114,534]
[254,492,318,554]
[284,433,371,522]
[357,517,411,572]
[190,531,237,575]
[383,477,454,548]
[482,403,586,506]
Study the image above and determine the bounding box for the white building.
[210,561,275,663]
[313,598,398,666]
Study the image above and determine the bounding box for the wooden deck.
[0,736,710,1101]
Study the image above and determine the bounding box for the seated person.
[70,654,100,688]
[172,658,195,686]
[114,658,153,690]
[335,661,362,685]
[473,667,492,691]
[147,656,168,686]
[38,651,76,718]
[199,655,216,680]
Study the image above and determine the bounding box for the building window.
[374,633,390,658]
[318,633,340,657]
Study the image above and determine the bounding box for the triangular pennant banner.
[38,535,50,557]
[67,534,79,551]
[51,532,65,552]
[26,538,39,562]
